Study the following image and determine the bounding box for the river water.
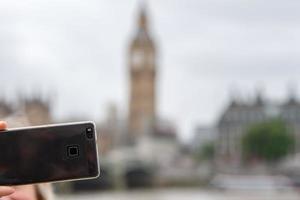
[57,188,299,200]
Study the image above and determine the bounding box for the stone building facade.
[217,91,300,168]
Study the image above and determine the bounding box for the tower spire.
[287,83,298,105]
[138,0,148,31]
[255,85,264,106]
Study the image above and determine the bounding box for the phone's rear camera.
[86,127,93,139]
[67,145,79,158]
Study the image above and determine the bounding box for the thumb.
[0,121,7,131]
[0,186,15,197]
[0,123,14,197]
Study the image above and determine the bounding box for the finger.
[0,186,15,197]
[0,121,8,131]
[0,125,14,198]
[0,125,14,197]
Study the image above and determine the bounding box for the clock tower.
[128,5,156,140]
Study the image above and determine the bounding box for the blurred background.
[1,0,300,199]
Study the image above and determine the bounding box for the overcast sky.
[1,0,300,140]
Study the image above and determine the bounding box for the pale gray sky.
[1,0,300,140]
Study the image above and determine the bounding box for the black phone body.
[0,121,100,185]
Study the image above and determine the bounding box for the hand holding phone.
[0,121,100,186]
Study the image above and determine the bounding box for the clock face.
[132,50,144,69]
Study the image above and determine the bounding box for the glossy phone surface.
[0,121,99,185]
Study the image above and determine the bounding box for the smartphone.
[0,121,100,185]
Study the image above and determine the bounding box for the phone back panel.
[0,122,99,185]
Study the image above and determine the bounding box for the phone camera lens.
[86,127,93,139]
[67,145,79,158]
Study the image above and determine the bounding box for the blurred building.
[22,96,52,125]
[0,94,52,126]
[216,89,300,170]
[97,104,127,155]
[136,119,178,167]
[192,126,217,152]
[280,93,300,153]
[0,99,14,119]
[128,4,156,141]
[126,3,179,163]
[93,4,181,189]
